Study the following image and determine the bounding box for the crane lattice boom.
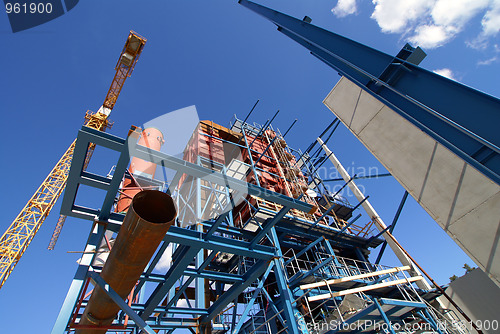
[0,31,146,290]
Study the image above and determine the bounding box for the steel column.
[318,138,430,290]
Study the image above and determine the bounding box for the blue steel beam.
[61,126,313,224]
[182,268,244,283]
[140,246,200,320]
[60,126,132,221]
[307,175,358,233]
[200,259,270,323]
[89,272,156,334]
[194,170,204,314]
[270,228,303,334]
[303,119,338,156]
[205,211,230,239]
[231,262,275,334]
[373,299,397,334]
[288,256,334,287]
[164,226,275,260]
[135,241,172,295]
[199,219,249,239]
[51,223,107,334]
[79,171,112,190]
[261,288,288,328]
[165,249,216,311]
[239,0,500,186]
[284,236,324,266]
[375,191,408,264]
[98,133,135,221]
[76,300,207,319]
[419,309,445,334]
[276,224,375,250]
[250,206,291,248]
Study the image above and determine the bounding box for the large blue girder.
[239,0,500,186]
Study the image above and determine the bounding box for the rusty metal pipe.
[76,190,176,334]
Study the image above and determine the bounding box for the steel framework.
[238,0,500,186]
[51,112,467,333]
[238,0,500,295]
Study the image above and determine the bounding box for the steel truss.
[51,121,462,334]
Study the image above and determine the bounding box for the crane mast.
[0,31,146,290]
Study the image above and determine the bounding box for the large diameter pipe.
[77,190,176,334]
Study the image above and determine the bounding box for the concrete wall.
[444,269,500,334]
[323,77,500,288]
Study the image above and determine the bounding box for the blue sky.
[0,1,499,332]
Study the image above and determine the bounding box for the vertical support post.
[270,228,308,334]
[195,157,205,317]
[419,309,445,334]
[230,261,241,333]
[375,191,408,264]
[242,126,261,187]
[231,262,274,334]
[323,238,348,277]
[373,299,397,334]
[51,222,106,334]
[317,138,431,290]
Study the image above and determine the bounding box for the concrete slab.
[324,77,362,127]
[323,77,500,287]
[444,268,500,334]
[448,192,500,282]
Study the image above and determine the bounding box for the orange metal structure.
[115,128,165,213]
[176,118,377,239]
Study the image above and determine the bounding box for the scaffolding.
[51,110,469,334]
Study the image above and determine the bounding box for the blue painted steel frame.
[239,0,500,186]
[51,222,107,334]
[60,126,313,222]
[231,262,275,334]
[54,125,317,333]
[89,272,156,334]
[54,121,445,333]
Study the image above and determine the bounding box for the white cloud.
[433,68,455,80]
[409,24,454,48]
[366,0,499,50]
[467,36,489,50]
[431,0,488,27]
[482,0,500,36]
[478,56,498,65]
[371,0,433,33]
[477,43,500,64]
[332,0,357,18]
[154,243,173,273]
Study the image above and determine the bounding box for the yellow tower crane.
[0,31,147,290]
